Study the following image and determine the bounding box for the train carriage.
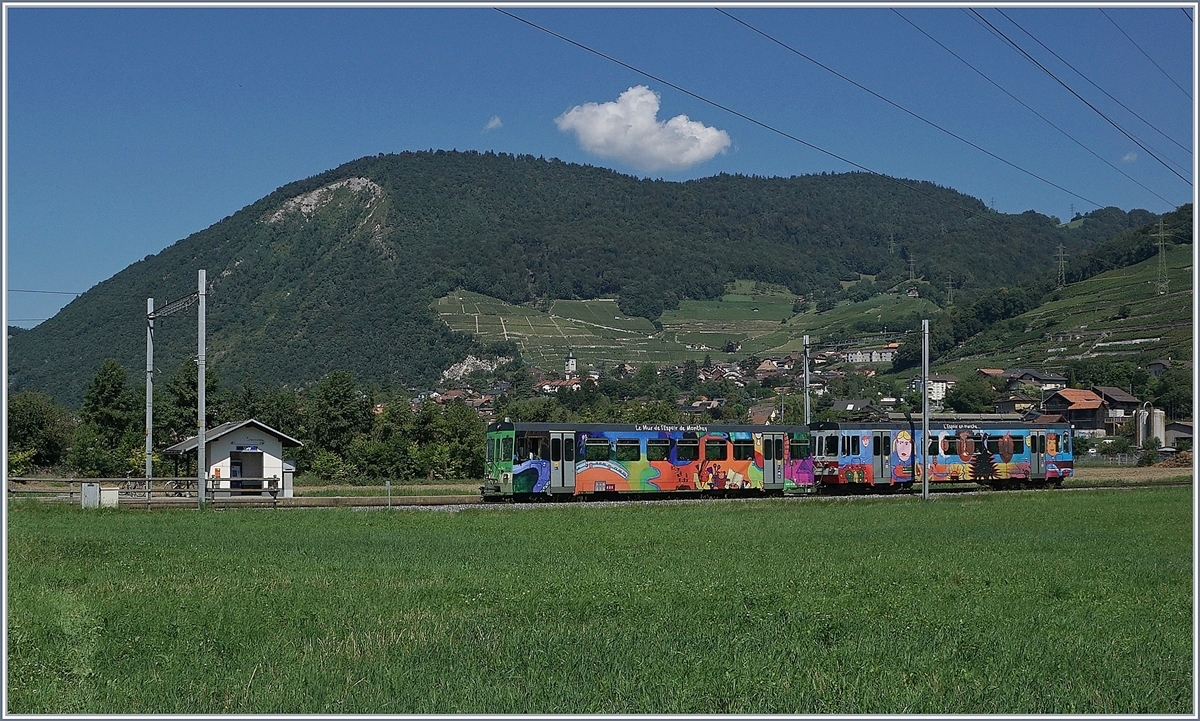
[810,420,1074,491]
[483,421,816,500]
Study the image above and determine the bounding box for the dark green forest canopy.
[8,150,1166,405]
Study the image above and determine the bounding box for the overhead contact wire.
[495,8,1078,224]
[894,9,1177,209]
[718,8,1106,210]
[976,9,1191,185]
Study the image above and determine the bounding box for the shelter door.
[872,432,891,484]
[550,431,576,494]
[762,433,785,489]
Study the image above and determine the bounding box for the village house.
[1041,388,1107,431]
[1003,369,1068,393]
[1091,386,1142,436]
[907,374,957,404]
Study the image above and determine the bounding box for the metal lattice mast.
[1154,220,1170,295]
[1056,244,1067,289]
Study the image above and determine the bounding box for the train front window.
[501,437,513,462]
[486,438,494,463]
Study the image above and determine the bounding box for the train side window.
[551,437,562,462]
[928,438,937,456]
[872,435,881,457]
[677,440,700,462]
[564,438,575,462]
[1013,437,1025,454]
[790,438,810,460]
[585,440,611,461]
[647,440,671,461]
[486,439,494,463]
[616,439,641,462]
[840,435,848,456]
[986,438,999,454]
[705,439,728,461]
[733,440,755,460]
[1065,434,1072,454]
[502,437,513,462]
[774,438,784,460]
[850,435,860,456]
[883,435,891,455]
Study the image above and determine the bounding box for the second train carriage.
[483,421,816,500]
[810,420,1075,490]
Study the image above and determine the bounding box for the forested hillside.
[8,150,1158,405]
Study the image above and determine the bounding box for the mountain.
[7,150,1159,406]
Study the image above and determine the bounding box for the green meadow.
[7,487,1192,714]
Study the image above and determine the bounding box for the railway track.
[11,478,1190,510]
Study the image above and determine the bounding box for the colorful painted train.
[482,419,1074,501]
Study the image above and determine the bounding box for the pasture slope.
[434,279,940,371]
[7,485,1191,714]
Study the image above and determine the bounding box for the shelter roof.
[162,418,303,455]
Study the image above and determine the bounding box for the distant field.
[8,487,1191,714]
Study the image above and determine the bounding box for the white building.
[163,419,303,497]
[907,374,958,403]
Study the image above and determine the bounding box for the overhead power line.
[718,8,1106,209]
[894,10,1177,209]
[495,8,1095,223]
[1100,8,1191,100]
[999,9,1191,160]
[8,288,82,295]
[978,8,1191,184]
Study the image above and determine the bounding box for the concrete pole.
[146,298,154,486]
[198,270,206,507]
[922,319,930,501]
[803,335,810,425]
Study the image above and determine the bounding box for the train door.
[762,432,785,489]
[872,430,892,485]
[1029,431,1045,479]
[550,431,576,495]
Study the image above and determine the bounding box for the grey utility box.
[81,483,100,509]
[81,483,118,509]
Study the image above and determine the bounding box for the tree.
[306,370,373,456]
[80,359,137,446]
[943,377,997,413]
[7,391,75,469]
[157,359,224,447]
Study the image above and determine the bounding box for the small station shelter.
[163,418,303,497]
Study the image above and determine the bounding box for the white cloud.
[1122,151,1138,163]
[484,115,502,131]
[555,86,730,172]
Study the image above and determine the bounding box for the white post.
[803,334,810,425]
[198,270,206,507]
[145,298,154,482]
[922,319,930,501]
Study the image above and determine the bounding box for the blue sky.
[4,4,1195,328]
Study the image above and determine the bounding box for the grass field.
[7,486,1192,714]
